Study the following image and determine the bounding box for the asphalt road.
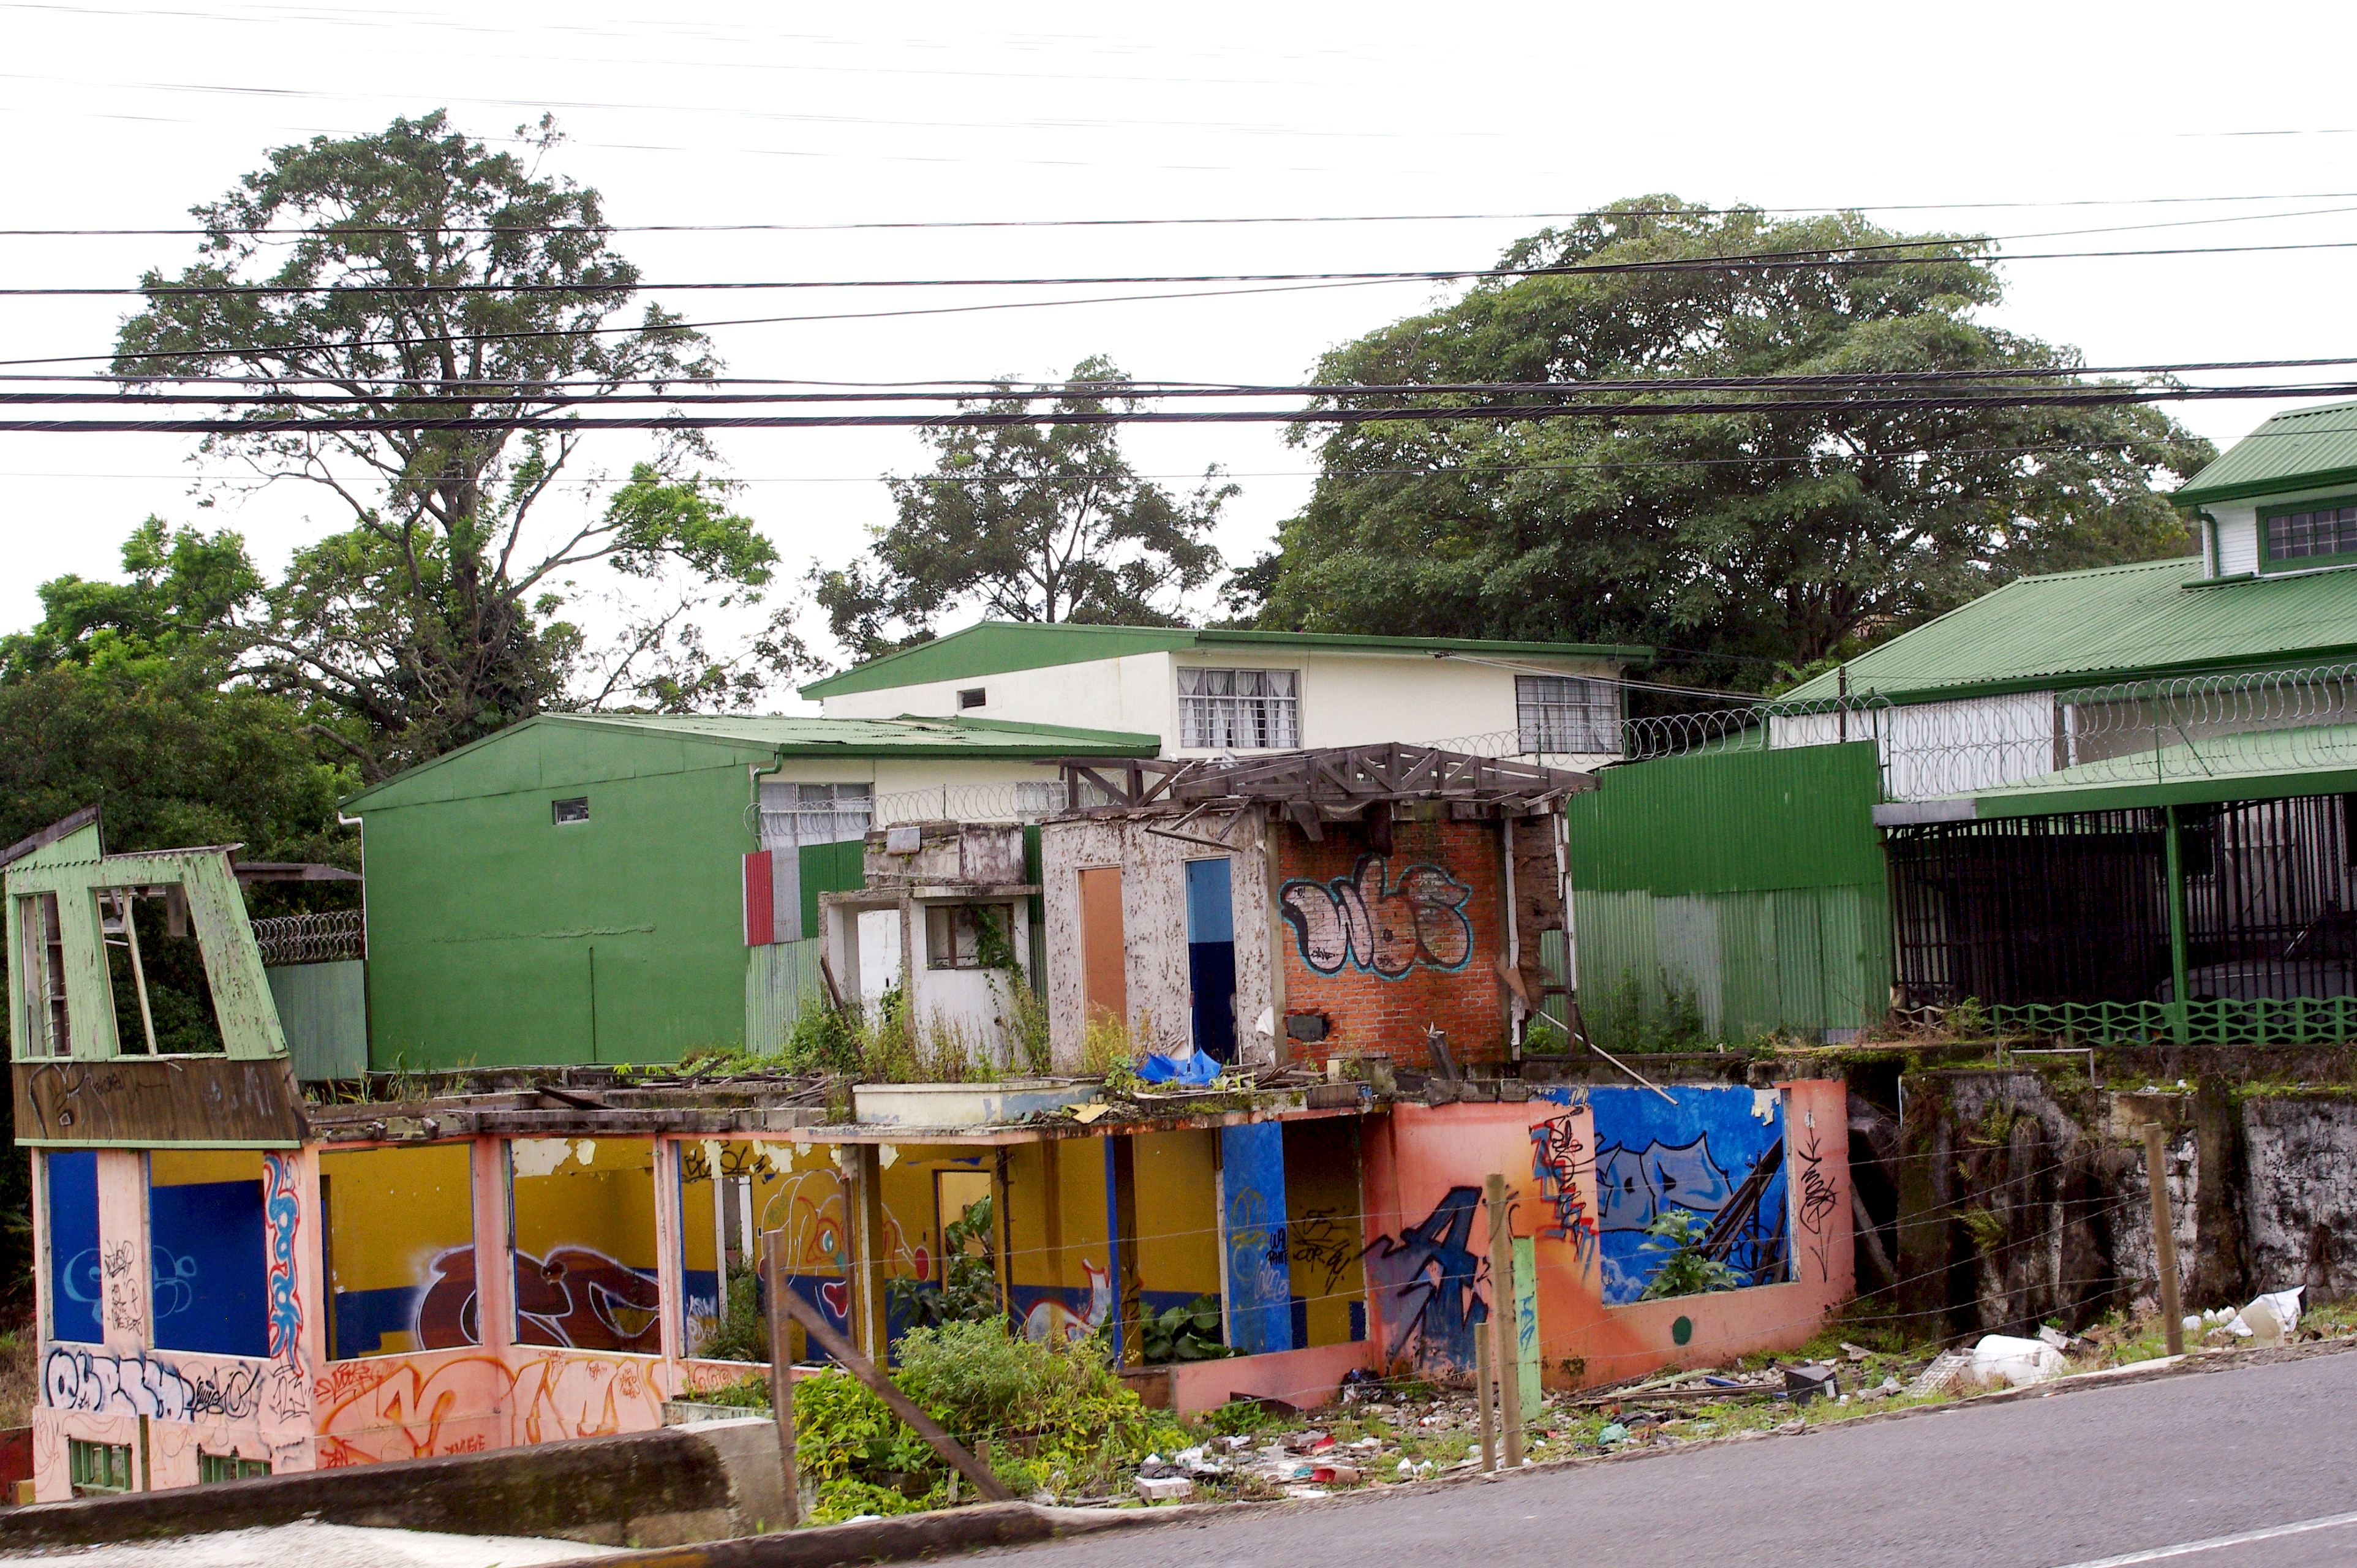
[986,1349,2357,1568]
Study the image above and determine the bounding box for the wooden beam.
[774,1278,1013,1502]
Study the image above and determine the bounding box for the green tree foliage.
[112,112,805,777]
[1234,198,2216,687]
[813,356,1231,661]
[0,519,358,864]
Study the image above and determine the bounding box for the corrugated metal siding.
[1565,744,1890,1043]
[1565,742,1886,892]
[745,938,824,1052]
[266,960,368,1080]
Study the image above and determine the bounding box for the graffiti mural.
[1364,1185,1488,1370]
[262,1152,304,1368]
[1793,1121,1839,1283]
[102,1242,141,1336]
[1279,855,1474,978]
[1585,1085,1788,1303]
[411,1246,662,1354]
[1529,1107,1599,1263]
[43,1346,305,1426]
[1020,1261,1111,1343]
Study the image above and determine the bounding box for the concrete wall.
[1039,815,1277,1070]
[826,647,1625,763]
[1359,1082,1852,1390]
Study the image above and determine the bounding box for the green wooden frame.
[2258,493,2357,575]
[4,819,287,1064]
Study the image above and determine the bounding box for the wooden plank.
[762,1227,802,1527]
[14,1056,307,1146]
[774,1275,1012,1502]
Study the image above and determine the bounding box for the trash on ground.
[1969,1333,2067,1389]
[1907,1347,1975,1395]
[1134,1475,1194,1502]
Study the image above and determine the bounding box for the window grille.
[2268,503,2357,564]
[1515,674,1621,755]
[758,782,874,852]
[1177,667,1299,750]
[198,1452,271,1483]
[69,1439,133,1496]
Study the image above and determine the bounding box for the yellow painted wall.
[1283,1119,1367,1348]
[1133,1131,1220,1298]
[510,1137,658,1272]
[319,1143,473,1300]
[148,1148,264,1188]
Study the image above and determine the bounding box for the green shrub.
[888,1194,1003,1329]
[791,1318,1185,1505]
[694,1260,772,1363]
[1141,1294,1235,1363]
[1635,1208,1744,1300]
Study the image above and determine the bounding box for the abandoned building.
[6,793,1852,1503]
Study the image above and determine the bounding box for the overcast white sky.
[4,0,2354,702]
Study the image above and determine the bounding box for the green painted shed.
[342,712,1157,1069]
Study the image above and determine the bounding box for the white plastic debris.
[1134,1475,1194,1502]
[2236,1287,2304,1347]
[1968,1333,2067,1389]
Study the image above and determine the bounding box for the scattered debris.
[1907,1348,1974,1396]
[1840,1341,1874,1362]
[1782,1365,1839,1405]
[1969,1333,2067,1389]
[1134,1475,1194,1502]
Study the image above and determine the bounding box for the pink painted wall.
[1360,1080,1854,1392]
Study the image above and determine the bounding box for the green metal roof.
[342,712,1158,811]
[1879,721,2357,821]
[798,621,1653,699]
[2174,399,2357,508]
[1783,556,2357,705]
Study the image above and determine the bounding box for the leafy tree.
[1232,198,2216,688]
[0,519,358,864]
[112,112,801,778]
[814,356,1232,661]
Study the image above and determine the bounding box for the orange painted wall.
[1360,1080,1853,1391]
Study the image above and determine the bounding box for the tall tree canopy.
[112,112,798,777]
[0,519,357,864]
[1233,198,2216,687]
[815,356,1232,661]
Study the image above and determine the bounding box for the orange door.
[1077,867,1128,1025]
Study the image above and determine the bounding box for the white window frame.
[1516,673,1620,756]
[1177,666,1301,751]
[758,782,874,852]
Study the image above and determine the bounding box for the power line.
[37,232,2357,299]
[9,379,2352,434]
[12,361,2351,406]
[13,190,2357,238]
[11,353,2357,393]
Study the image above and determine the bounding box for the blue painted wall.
[1220,1121,1294,1354]
[45,1151,100,1346]
[1585,1085,1787,1305]
[151,1178,270,1357]
[1185,859,1237,1061]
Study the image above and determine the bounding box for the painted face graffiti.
[1280,854,1475,979]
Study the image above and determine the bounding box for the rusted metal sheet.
[13,1056,308,1147]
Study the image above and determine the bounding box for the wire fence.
[251,908,364,966]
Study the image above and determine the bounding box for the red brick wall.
[1274,816,1508,1071]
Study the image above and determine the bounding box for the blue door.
[1184,859,1237,1063]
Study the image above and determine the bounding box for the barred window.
[1178,667,1300,750]
[2266,503,2357,564]
[1516,674,1620,755]
[758,781,873,851]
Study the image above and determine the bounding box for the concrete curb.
[532,1501,1190,1567]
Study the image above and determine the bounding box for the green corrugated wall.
[1563,742,1890,1044]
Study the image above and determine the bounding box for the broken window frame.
[15,891,71,1057]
